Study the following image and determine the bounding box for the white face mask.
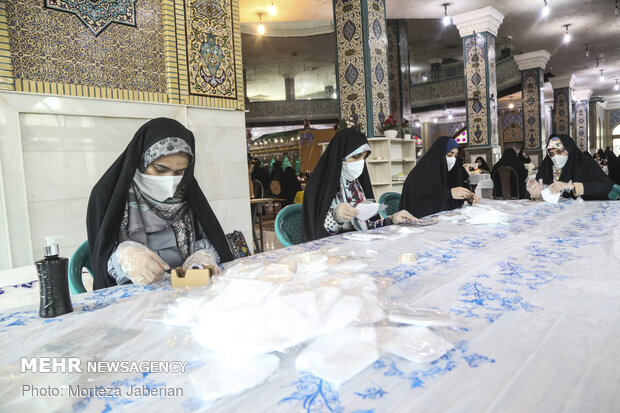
[134,171,183,202]
[552,154,568,169]
[446,156,456,171]
[341,159,365,181]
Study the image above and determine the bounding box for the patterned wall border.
[574,100,588,150]
[553,87,571,135]
[610,109,620,132]
[0,0,244,110]
[387,21,400,125]
[0,1,15,91]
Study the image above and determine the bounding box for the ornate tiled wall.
[1,0,244,109]
[333,0,389,136]
[589,102,596,144]
[553,87,571,135]
[521,68,544,149]
[6,0,166,94]
[429,121,463,142]
[463,32,498,147]
[574,100,588,151]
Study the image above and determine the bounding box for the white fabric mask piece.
[552,155,568,169]
[134,171,183,202]
[341,159,365,181]
[446,156,456,171]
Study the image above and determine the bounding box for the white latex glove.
[390,210,417,224]
[116,241,169,286]
[548,181,573,194]
[333,203,359,224]
[526,178,543,198]
[182,250,221,275]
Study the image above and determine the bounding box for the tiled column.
[549,74,575,136]
[573,89,592,151]
[387,19,411,127]
[333,0,389,136]
[513,50,550,160]
[453,7,504,163]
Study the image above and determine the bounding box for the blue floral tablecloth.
[1,199,619,412]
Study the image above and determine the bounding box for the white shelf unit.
[366,137,416,200]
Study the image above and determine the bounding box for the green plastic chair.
[275,204,303,247]
[378,192,401,218]
[68,240,92,294]
[608,184,620,200]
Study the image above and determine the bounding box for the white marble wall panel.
[0,91,250,268]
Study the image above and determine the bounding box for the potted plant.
[380,115,399,139]
[401,119,411,140]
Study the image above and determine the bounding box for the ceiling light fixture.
[563,25,570,43]
[415,120,421,127]
[599,70,605,82]
[616,0,619,16]
[433,117,438,123]
[442,3,452,26]
[448,110,453,120]
[542,0,550,17]
[257,13,265,35]
[585,44,589,57]
[268,2,277,16]
[615,79,619,91]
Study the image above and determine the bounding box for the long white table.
[1,199,619,412]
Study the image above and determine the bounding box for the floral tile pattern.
[464,33,490,146]
[44,0,136,36]
[184,0,238,99]
[6,0,166,93]
[366,0,389,137]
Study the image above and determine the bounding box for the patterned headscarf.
[140,137,194,172]
[547,137,565,151]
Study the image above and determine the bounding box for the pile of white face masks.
[460,204,509,225]
[164,250,456,397]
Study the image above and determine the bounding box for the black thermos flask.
[36,239,73,318]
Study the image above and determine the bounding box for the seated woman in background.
[400,136,478,218]
[491,148,528,199]
[301,128,415,242]
[517,148,531,164]
[87,118,233,290]
[474,156,491,173]
[526,135,614,200]
[281,166,302,205]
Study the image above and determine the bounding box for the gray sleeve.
[107,249,132,285]
[193,238,221,264]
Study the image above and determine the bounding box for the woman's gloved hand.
[333,203,359,224]
[548,181,574,194]
[182,250,221,275]
[116,241,169,285]
[390,210,417,224]
[526,178,544,198]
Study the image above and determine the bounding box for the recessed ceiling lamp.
[615,79,619,91]
[542,0,550,17]
[442,3,452,26]
[257,14,265,35]
[563,24,570,43]
[268,2,277,16]
[599,70,605,82]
